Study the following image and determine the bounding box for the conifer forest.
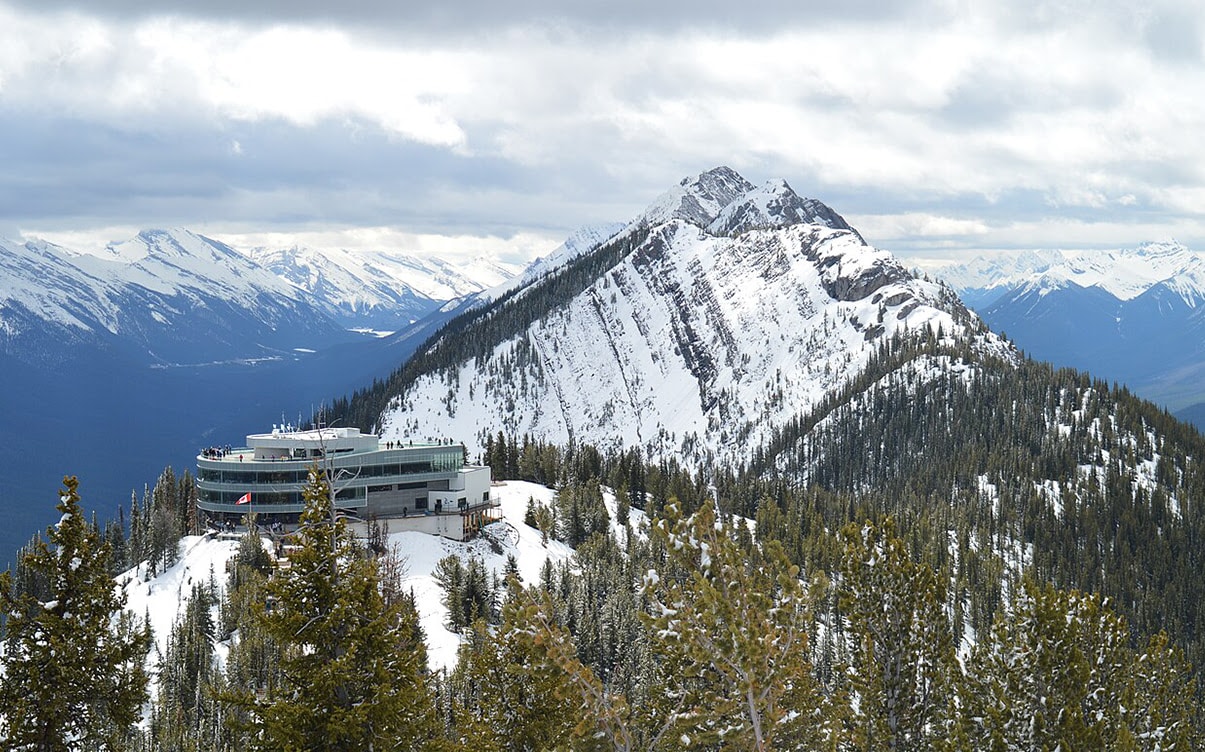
[4,328,1205,752]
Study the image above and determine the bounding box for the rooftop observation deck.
[198,426,457,464]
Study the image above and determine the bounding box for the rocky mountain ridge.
[375,167,1001,466]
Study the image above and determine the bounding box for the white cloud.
[3,1,1205,261]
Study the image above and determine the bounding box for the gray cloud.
[1142,6,1204,63]
[4,0,1205,259]
[3,0,931,36]
[0,110,651,241]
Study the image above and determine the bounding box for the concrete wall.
[349,512,465,540]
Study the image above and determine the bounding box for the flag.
[236,492,251,505]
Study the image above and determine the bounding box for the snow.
[120,479,638,675]
[389,480,573,669]
[246,244,520,315]
[120,535,244,664]
[476,223,626,304]
[0,229,320,343]
[0,228,522,354]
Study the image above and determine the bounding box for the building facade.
[197,426,497,541]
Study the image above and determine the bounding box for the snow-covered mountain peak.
[104,228,239,266]
[98,229,299,301]
[640,165,756,227]
[377,170,996,469]
[706,178,860,239]
[0,236,120,337]
[1133,239,1191,259]
[931,242,1205,306]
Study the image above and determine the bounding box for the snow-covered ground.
[121,479,640,674]
[392,480,577,670]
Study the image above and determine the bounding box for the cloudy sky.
[1,0,1203,264]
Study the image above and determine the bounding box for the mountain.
[365,167,994,465]
[65,170,1205,745]
[926,241,1205,419]
[317,167,1205,682]
[934,241,1205,303]
[484,223,627,302]
[0,229,354,367]
[0,228,522,564]
[246,245,521,332]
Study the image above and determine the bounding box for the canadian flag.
[236,492,251,505]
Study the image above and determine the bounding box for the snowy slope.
[378,167,998,467]
[0,237,122,336]
[248,245,443,329]
[0,228,353,365]
[121,479,637,674]
[483,222,627,302]
[0,226,523,366]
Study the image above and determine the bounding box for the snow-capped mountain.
[247,245,441,331]
[513,224,627,289]
[376,167,998,466]
[927,241,1205,418]
[930,241,1205,306]
[247,245,521,331]
[0,227,528,367]
[0,228,354,367]
[0,237,121,365]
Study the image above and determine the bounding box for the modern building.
[197,426,498,541]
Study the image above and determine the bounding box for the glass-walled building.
[197,426,496,540]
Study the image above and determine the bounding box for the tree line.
[1,443,1199,749]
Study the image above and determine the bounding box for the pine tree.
[242,464,441,750]
[447,585,580,750]
[434,554,467,630]
[643,500,824,750]
[967,579,1201,751]
[838,518,962,751]
[152,582,221,750]
[0,475,152,751]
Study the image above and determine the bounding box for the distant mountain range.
[247,244,517,332]
[924,241,1205,422]
[0,228,518,562]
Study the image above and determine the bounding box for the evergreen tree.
[241,464,441,750]
[152,582,221,751]
[447,586,580,750]
[967,579,1201,751]
[838,518,963,751]
[644,499,824,750]
[0,475,151,751]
